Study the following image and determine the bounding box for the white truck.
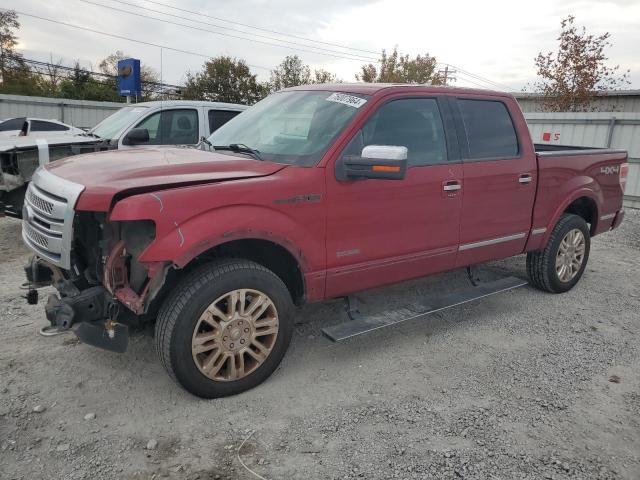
[0,100,247,217]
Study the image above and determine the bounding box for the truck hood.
[45,147,288,211]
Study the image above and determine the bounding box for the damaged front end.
[25,212,170,353]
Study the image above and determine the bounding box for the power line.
[18,56,183,90]
[129,0,382,56]
[8,9,271,71]
[77,0,378,63]
[439,63,516,91]
[96,0,379,62]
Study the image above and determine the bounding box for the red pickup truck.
[21,84,628,398]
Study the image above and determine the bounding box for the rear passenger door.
[208,109,241,134]
[452,97,537,267]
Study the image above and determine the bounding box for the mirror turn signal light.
[372,165,401,172]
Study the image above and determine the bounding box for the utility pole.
[437,65,457,86]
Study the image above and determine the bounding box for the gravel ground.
[1,210,639,480]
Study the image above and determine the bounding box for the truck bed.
[534,143,624,155]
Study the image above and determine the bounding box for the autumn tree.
[356,48,444,84]
[0,10,42,95]
[269,55,338,91]
[532,15,630,112]
[0,10,22,84]
[182,56,268,105]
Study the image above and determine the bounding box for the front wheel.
[526,213,591,293]
[155,259,294,398]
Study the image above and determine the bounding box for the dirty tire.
[526,213,591,293]
[155,259,294,398]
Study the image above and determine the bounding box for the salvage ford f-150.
[20,84,627,398]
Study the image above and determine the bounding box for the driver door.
[324,96,463,298]
[120,108,200,148]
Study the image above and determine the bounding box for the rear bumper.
[611,209,625,230]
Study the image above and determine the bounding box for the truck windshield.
[208,91,369,166]
[90,106,149,140]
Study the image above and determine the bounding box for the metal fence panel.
[525,112,640,208]
[0,94,122,130]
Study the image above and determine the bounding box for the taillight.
[620,163,628,191]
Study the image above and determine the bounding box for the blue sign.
[117,58,141,97]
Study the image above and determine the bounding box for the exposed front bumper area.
[26,256,130,353]
[44,289,130,353]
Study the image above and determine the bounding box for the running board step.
[321,276,528,342]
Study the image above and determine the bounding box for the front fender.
[110,198,321,272]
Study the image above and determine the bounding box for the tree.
[57,62,120,101]
[182,56,267,105]
[0,9,42,95]
[269,55,338,91]
[356,48,444,85]
[0,10,22,84]
[532,16,630,112]
[313,68,338,84]
[270,55,311,91]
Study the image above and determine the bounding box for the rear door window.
[458,99,518,160]
[0,118,26,131]
[31,121,69,132]
[208,109,241,134]
[135,109,199,145]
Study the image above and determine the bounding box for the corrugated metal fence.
[0,94,122,130]
[525,112,640,208]
[0,94,638,207]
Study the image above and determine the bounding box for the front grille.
[21,169,84,269]
[23,222,49,248]
[27,188,54,215]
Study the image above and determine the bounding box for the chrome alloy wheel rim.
[191,289,279,382]
[555,228,586,283]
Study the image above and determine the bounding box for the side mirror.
[337,145,408,181]
[123,128,150,146]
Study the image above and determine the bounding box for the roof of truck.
[283,83,511,98]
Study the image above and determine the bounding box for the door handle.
[518,173,533,184]
[443,181,462,191]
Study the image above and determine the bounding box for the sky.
[5,0,640,92]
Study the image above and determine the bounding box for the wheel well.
[197,239,305,305]
[564,197,598,235]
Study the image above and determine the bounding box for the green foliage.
[182,56,268,105]
[269,55,339,91]
[57,62,121,101]
[356,48,444,85]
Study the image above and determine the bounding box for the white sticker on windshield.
[326,92,367,108]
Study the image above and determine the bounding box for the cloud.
[14,0,640,89]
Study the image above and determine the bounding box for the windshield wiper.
[213,143,262,160]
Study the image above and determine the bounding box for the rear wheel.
[526,213,590,293]
[155,259,294,398]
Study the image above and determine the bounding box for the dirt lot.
[1,211,639,480]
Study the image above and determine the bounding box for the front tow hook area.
[74,320,129,353]
[44,287,129,353]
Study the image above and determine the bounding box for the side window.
[342,98,448,167]
[135,109,199,145]
[31,120,69,132]
[458,99,518,160]
[0,118,26,131]
[208,109,241,134]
